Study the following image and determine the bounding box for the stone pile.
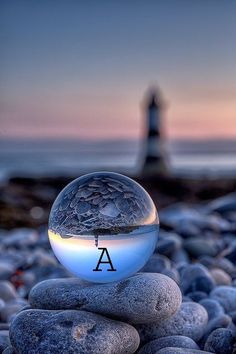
[0,193,236,353]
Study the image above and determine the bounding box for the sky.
[0,0,236,141]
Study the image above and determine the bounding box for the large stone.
[138,335,199,354]
[29,273,182,324]
[9,309,140,354]
[136,302,208,344]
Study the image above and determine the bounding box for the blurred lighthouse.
[141,88,169,176]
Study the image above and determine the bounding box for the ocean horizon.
[1,137,236,181]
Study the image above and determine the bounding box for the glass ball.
[48,172,159,283]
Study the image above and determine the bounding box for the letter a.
[93,248,116,271]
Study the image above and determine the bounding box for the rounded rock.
[10,309,140,354]
[204,328,235,354]
[0,282,17,302]
[180,264,215,294]
[136,302,208,344]
[210,268,232,286]
[156,349,212,354]
[138,335,199,354]
[202,314,232,343]
[184,238,218,258]
[0,331,10,353]
[141,255,171,273]
[210,285,236,312]
[29,273,182,324]
[199,299,224,320]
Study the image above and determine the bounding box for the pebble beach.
[0,177,236,353]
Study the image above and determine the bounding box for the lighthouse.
[142,88,168,176]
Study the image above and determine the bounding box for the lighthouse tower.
[142,89,168,176]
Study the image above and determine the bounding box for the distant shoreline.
[1,137,236,181]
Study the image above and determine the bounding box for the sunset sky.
[1,0,236,140]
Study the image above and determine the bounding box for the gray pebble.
[138,335,199,354]
[136,302,208,344]
[156,233,182,257]
[0,263,15,281]
[210,285,236,312]
[210,268,232,286]
[29,273,182,324]
[180,264,215,294]
[2,346,16,354]
[142,255,171,273]
[184,238,219,258]
[207,192,236,213]
[161,269,180,284]
[0,330,10,352]
[187,291,207,302]
[0,301,27,323]
[0,282,17,302]
[10,309,140,354]
[203,314,232,342]
[0,298,5,311]
[171,249,190,264]
[204,328,235,354]
[156,348,212,354]
[199,299,224,320]
[2,228,38,248]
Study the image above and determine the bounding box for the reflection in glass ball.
[48,172,159,283]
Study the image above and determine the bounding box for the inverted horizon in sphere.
[48,171,159,282]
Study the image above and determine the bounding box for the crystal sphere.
[48,172,159,283]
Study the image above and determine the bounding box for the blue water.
[1,138,236,180]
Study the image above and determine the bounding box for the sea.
[1,138,236,181]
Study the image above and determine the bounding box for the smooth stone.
[0,331,10,352]
[180,264,215,294]
[210,268,232,286]
[183,238,219,258]
[0,302,27,323]
[161,269,180,284]
[142,255,171,273]
[156,233,182,257]
[10,309,140,354]
[199,299,225,320]
[171,249,190,264]
[2,228,38,248]
[0,282,18,302]
[159,205,203,229]
[138,335,199,354]
[0,299,5,311]
[176,222,200,238]
[0,324,9,330]
[211,257,235,276]
[207,192,236,213]
[201,314,232,345]
[224,243,236,263]
[136,302,208,344]
[210,286,236,312]
[29,274,182,324]
[204,328,235,354]
[0,263,15,280]
[2,346,16,354]
[187,291,207,302]
[156,348,212,354]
